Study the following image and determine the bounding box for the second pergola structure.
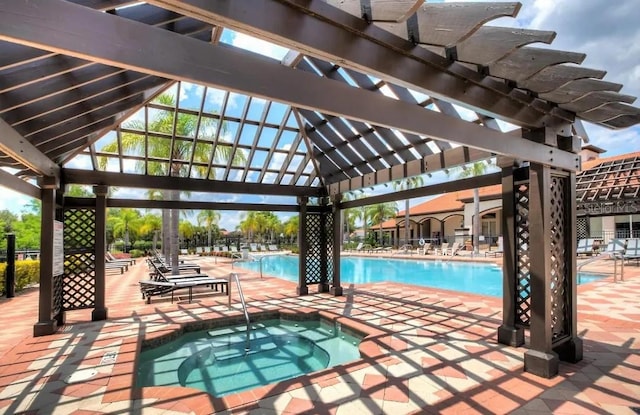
[1,0,638,379]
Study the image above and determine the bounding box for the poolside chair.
[250,243,258,252]
[623,238,640,265]
[107,251,136,265]
[141,260,228,304]
[268,244,279,252]
[445,242,462,256]
[485,236,503,257]
[148,253,201,276]
[435,242,452,255]
[354,242,364,252]
[576,238,598,256]
[418,243,433,255]
[601,239,626,259]
[395,244,413,255]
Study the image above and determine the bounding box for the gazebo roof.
[1,0,639,203]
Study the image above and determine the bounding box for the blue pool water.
[137,318,362,397]
[238,256,604,297]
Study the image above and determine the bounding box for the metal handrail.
[228,272,251,351]
[577,252,624,283]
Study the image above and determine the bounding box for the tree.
[109,208,141,253]
[367,202,398,245]
[197,210,220,248]
[282,215,299,244]
[393,176,424,245]
[455,161,490,255]
[98,93,244,271]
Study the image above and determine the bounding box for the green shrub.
[129,249,144,258]
[0,260,40,294]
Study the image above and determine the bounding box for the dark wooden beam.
[146,0,573,129]
[63,197,302,212]
[62,168,325,197]
[0,0,579,171]
[341,171,502,208]
[0,169,41,199]
[0,118,60,178]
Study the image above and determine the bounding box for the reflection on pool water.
[238,256,604,297]
[137,318,362,397]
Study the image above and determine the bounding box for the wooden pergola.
[1,0,638,378]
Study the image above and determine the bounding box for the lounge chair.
[107,251,136,265]
[148,253,201,276]
[445,242,462,256]
[485,236,503,257]
[260,244,268,251]
[576,238,599,256]
[623,238,640,265]
[354,242,364,252]
[602,239,626,258]
[140,261,228,304]
[268,244,279,252]
[418,243,433,255]
[250,243,258,252]
[435,242,452,255]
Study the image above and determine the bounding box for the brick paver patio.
[0,254,638,414]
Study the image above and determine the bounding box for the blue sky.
[1,0,639,231]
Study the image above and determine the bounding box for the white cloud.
[229,32,289,60]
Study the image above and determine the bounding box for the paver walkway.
[0,255,638,414]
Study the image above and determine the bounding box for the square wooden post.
[34,177,60,337]
[331,194,343,296]
[297,196,309,295]
[524,163,559,378]
[92,185,108,321]
[497,158,524,346]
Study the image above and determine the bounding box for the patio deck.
[0,256,638,414]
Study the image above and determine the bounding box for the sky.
[1,0,639,231]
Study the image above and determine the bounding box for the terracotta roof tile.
[581,151,640,171]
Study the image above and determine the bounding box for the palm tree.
[198,210,220,248]
[456,161,490,255]
[393,176,424,245]
[282,215,299,244]
[110,208,141,253]
[98,92,245,271]
[367,202,398,245]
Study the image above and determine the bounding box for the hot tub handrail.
[228,272,251,351]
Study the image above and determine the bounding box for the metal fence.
[0,249,40,262]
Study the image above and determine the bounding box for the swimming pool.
[137,317,362,397]
[238,256,604,297]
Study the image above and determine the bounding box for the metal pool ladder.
[228,272,251,351]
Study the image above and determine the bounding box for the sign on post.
[53,220,64,276]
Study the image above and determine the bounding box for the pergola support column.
[34,177,61,337]
[297,196,309,295]
[91,185,108,321]
[524,161,582,377]
[318,199,329,293]
[331,195,343,296]
[497,158,525,347]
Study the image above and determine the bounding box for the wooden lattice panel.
[52,274,64,317]
[515,182,531,327]
[325,212,334,285]
[63,209,96,311]
[550,176,569,341]
[576,217,588,241]
[304,213,323,285]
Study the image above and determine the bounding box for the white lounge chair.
[485,236,503,257]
